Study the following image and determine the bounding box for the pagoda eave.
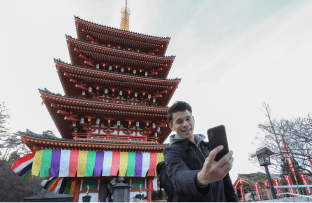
[20,133,168,153]
[55,59,180,106]
[66,36,174,79]
[75,16,170,56]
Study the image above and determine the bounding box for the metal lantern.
[134,92,138,97]
[252,147,277,199]
[136,122,139,127]
[145,71,148,76]
[117,121,121,126]
[104,88,108,94]
[152,123,156,128]
[82,91,85,95]
[89,87,92,92]
[133,69,136,74]
[72,122,76,127]
[119,90,122,96]
[148,94,151,99]
[121,67,124,72]
[80,118,84,124]
[109,65,112,70]
[253,147,274,166]
[153,98,156,103]
[96,64,100,69]
[96,119,100,125]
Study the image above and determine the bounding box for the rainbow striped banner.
[12,149,164,178]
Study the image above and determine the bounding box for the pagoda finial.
[120,0,130,31]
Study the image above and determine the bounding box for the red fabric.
[283,141,297,182]
[253,182,262,201]
[239,185,245,202]
[151,180,154,191]
[110,152,120,176]
[49,178,61,192]
[284,175,296,196]
[299,172,311,194]
[68,150,79,177]
[147,153,157,176]
[11,152,35,170]
[262,181,271,200]
[273,178,284,197]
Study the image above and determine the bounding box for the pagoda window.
[83,180,99,190]
[133,180,145,189]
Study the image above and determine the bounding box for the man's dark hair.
[167,101,192,124]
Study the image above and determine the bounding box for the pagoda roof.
[66,36,175,79]
[75,16,170,56]
[20,129,169,153]
[39,88,172,143]
[55,59,181,106]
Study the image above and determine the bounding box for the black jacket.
[164,134,239,202]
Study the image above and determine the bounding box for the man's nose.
[182,120,188,126]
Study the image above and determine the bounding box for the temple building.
[12,2,180,202]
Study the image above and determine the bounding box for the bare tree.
[249,103,312,178]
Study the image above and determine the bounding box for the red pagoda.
[12,2,180,202]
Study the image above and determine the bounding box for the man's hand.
[197,145,234,185]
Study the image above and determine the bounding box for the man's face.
[169,110,195,140]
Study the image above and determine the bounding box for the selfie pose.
[164,101,239,202]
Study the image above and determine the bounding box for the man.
[164,101,238,202]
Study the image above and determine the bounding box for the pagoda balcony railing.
[72,133,159,143]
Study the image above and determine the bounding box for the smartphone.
[207,125,229,162]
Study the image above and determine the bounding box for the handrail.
[275,192,312,199]
[274,185,312,188]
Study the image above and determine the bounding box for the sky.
[1,0,312,181]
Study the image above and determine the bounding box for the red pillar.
[72,178,81,202]
[147,178,152,202]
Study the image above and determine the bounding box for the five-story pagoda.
[12,2,180,202]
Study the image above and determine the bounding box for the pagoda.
[12,2,180,202]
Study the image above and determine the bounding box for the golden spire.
[120,0,130,31]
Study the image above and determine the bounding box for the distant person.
[164,101,239,202]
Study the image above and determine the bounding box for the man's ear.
[169,123,173,131]
[192,116,195,124]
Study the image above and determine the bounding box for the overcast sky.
[1,0,312,181]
